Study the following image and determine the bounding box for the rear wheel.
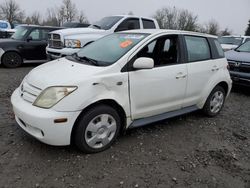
[74,105,121,153]
[2,52,22,68]
[203,86,226,117]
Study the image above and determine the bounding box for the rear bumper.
[46,47,80,60]
[230,71,250,86]
[11,89,81,146]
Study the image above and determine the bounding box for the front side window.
[89,16,123,30]
[235,41,250,53]
[185,36,211,62]
[115,18,140,32]
[136,35,179,67]
[11,26,29,40]
[73,33,148,66]
[142,19,156,29]
[29,29,40,40]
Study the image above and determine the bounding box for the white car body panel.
[12,29,232,146]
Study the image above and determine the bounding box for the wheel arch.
[1,50,23,64]
[200,81,230,108]
[70,99,127,144]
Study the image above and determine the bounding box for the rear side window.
[185,36,211,62]
[116,18,140,32]
[142,19,156,29]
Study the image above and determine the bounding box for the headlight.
[33,86,77,109]
[64,39,81,48]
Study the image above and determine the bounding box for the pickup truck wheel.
[203,86,225,117]
[74,105,121,153]
[2,52,22,68]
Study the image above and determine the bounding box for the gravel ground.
[0,65,250,188]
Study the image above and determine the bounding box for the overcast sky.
[5,0,250,34]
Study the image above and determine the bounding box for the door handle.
[176,72,187,79]
[211,65,219,71]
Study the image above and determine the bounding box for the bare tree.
[153,7,198,31]
[78,10,88,23]
[0,0,25,24]
[43,8,60,26]
[245,20,250,36]
[220,28,232,36]
[200,19,220,35]
[61,0,77,22]
[30,11,41,25]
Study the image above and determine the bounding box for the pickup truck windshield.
[218,37,243,46]
[89,16,123,30]
[11,26,29,40]
[74,33,149,66]
[235,41,250,53]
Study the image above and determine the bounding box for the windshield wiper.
[92,24,101,29]
[72,53,99,66]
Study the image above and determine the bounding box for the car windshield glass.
[11,26,29,40]
[0,22,8,29]
[218,37,243,46]
[235,41,250,53]
[73,33,149,66]
[89,16,123,30]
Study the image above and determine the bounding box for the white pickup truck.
[46,15,159,59]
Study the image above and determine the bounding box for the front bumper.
[230,71,250,87]
[11,89,81,146]
[46,47,80,60]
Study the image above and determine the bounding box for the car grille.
[228,60,250,73]
[20,81,42,103]
[48,34,63,49]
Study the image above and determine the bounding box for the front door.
[128,35,188,120]
[22,28,48,61]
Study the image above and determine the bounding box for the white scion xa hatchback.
[11,29,232,153]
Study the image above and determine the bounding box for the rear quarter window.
[214,39,225,58]
[142,19,156,29]
[184,36,211,62]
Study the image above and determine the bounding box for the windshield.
[218,37,243,46]
[73,33,149,66]
[11,26,28,40]
[0,22,8,29]
[89,16,123,30]
[235,41,250,53]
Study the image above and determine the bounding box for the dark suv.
[0,25,61,68]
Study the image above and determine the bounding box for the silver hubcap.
[210,91,224,113]
[85,114,117,149]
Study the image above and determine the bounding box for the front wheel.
[74,105,121,153]
[203,86,226,117]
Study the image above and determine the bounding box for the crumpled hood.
[50,27,107,37]
[225,50,250,62]
[26,58,105,89]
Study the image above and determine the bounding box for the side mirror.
[133,57,154,70]
[26,36,32,42]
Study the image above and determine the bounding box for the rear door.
[182,35,217,107]
[128,34,188,119]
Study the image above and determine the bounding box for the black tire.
[2,52,22,68]
[203,86,226,117]
[74,105,121,153]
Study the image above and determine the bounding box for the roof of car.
[220,35,250,38]
[18,24,62,29]
[122,29,217,38]
[111,15,157,21]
